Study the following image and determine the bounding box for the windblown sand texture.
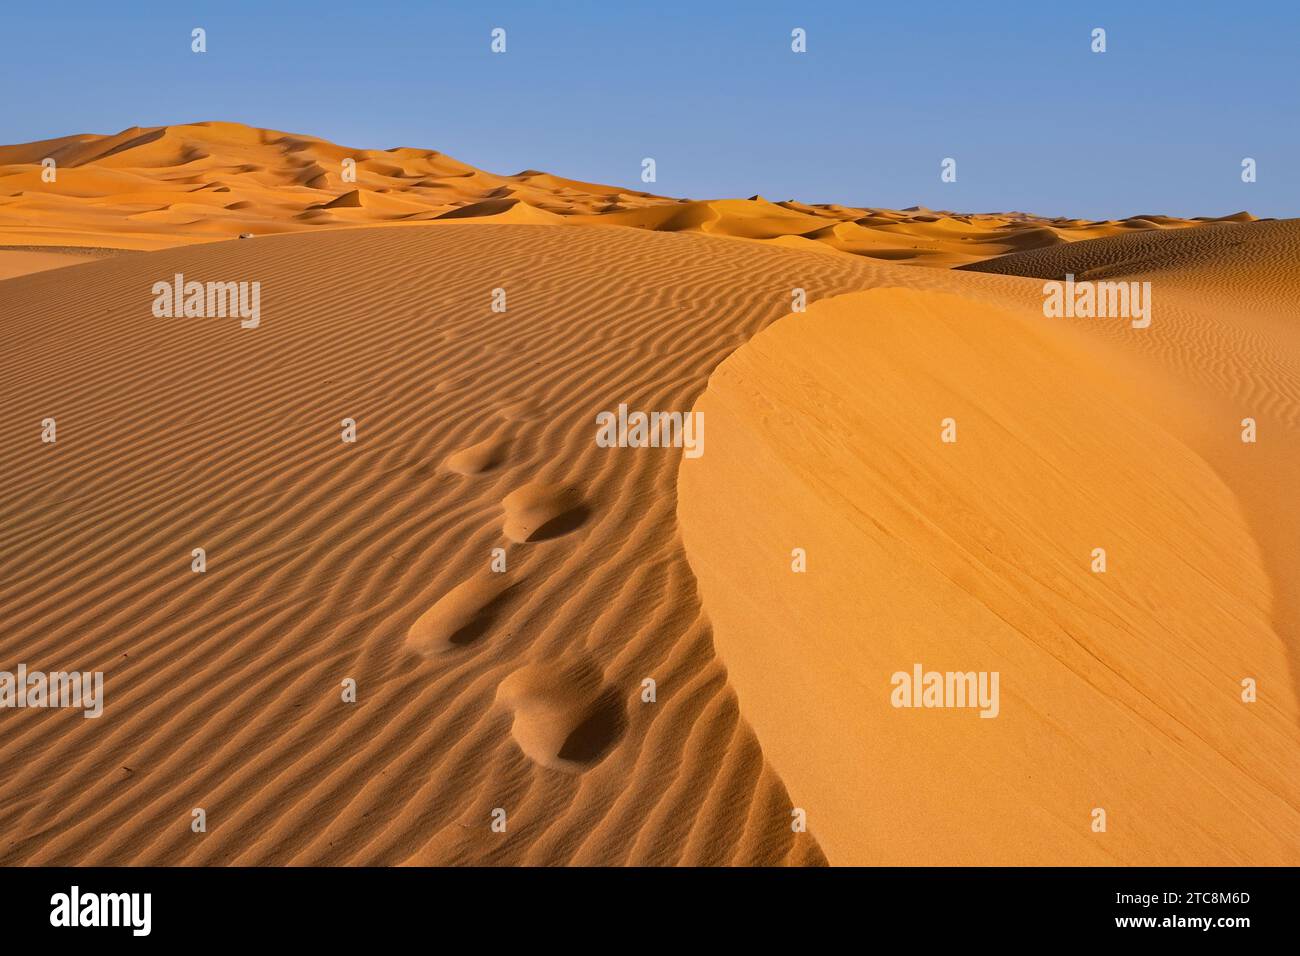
[1,123,1296,865]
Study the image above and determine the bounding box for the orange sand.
[1,123,1295,866]
[0,122,1254,265]
[678,223,1300,864]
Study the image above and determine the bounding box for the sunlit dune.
[677,223,1300,864]
[2,121,1296,867]
[0,122,1257,266]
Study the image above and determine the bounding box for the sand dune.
[0,122,1253,267]
[0,223,922,865]
[962,216,1293,285]
[677,223,1300,864]
[0,122,668,251]
[2,120,1295,868]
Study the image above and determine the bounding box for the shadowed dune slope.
[960,217,1298,285]
[1,222,982,865]
[677,226,1300,863]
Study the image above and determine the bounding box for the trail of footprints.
[407,396,613,775]
[2,224,861,865]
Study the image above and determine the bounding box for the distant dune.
[960,215,1292,283]
[1,122,1296,867]
[0,122,1257,266]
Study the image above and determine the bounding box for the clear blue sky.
[3,0,1297,219]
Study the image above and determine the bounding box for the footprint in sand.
[442,436,510,476]
[404,574,516,657]
[501,481,588,543]
[495,658,626,773]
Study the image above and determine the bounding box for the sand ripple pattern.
[0,223,941,865]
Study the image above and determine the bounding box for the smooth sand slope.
[0,122,1252,266]
[0,246,121,279]
[678,222,1300,864]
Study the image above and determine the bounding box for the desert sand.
[679,222,1300,864]
[0,246,118,280]
[0,122,1252,263]
[0,123,1296,865]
